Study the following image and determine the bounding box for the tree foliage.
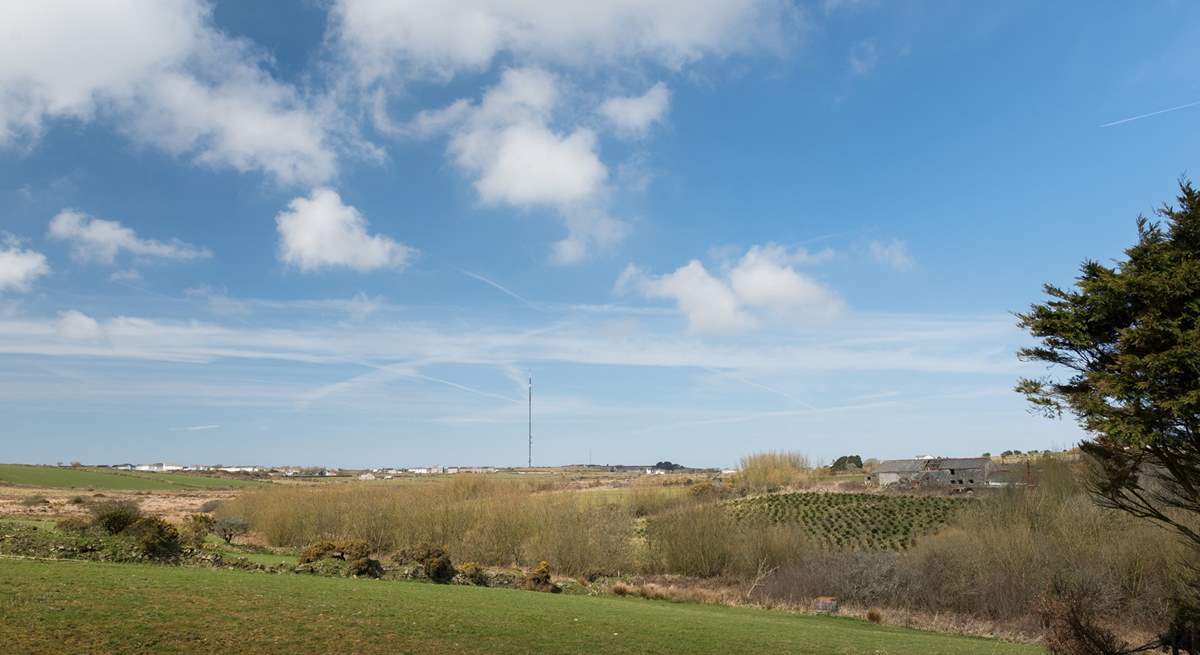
[1017,181,1200,552]
[1017,182,1200,655]
[830,455,863,472]
[213,516,249,545]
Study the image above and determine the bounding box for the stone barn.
[866,457,992,488]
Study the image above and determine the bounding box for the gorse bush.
[129,517,182,560]
[525,560,557,593]
[299,539,382,578]
[299,541,339,564]
[89,500,141,534]
[181,514,215,548]
[458,561,487,585]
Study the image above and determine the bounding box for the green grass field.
[0,559,1040,655]
[729,492,968,550]
[0,464,262,490]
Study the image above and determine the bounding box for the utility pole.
[527,374,532,468]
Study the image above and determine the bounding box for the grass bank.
[0,558,1040,655]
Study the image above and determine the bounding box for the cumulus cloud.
[410,68,622,263]
[0,246,50,292]
[868,238,915,271]
[56,309,103,340]
[727,245,845,320]
[330,0,801,83]
[600,83,670,136]
[341,2,801,263]
[275,188,415,272]
[617,244,845,334]
[0,1,339,186]
[419,68,606,207]
[617,261,754,334]
[48,210,210,265]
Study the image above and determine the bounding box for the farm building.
[865,457,991,488]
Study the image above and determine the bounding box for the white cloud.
[617,244,845,334]
[411,68,622,263]
[56,309,103,340]
[276,188,415,272]
[474,122,606,207]
[331,0,801,83]
[727,245,845,320]
[48,209,210,265]
[0,1,340,186]
[868,238,915,271]
[0,246,50,293]
[849,41,878,76]
[433,68,606,208]
[600,83,670,136]
[343,2,801,263]
[617,261,754,334]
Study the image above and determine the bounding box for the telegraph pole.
[527,374,532,468]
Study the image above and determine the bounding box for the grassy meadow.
[0,558,1040,655]
[0,464,262,491]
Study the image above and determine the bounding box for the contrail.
[1100,99,1200,127]
[460,270,544,312]
[702,366,818,409]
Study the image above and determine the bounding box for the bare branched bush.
[735,451,814,494]
[231,479,635,577]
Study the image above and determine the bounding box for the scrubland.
[216,455,1190,642]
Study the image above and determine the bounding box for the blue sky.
[1,1,1198,468]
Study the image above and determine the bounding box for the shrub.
[646,503,738,577]
[300,541,339,564]
[337,539,371,562]
[89,500,142,534]
[56,516,92,534]
[68,496,87,505]
[1038,583,1129,655]
[417,546,455,584]
[214,516,249,544]
[181,514,215,548]
[524,560,559,593]
[519,497,634,578]
[458,561,488,586]
[347,557,384,579]
[130,517,182,560]
[736,451,813,493]
[610,582,631,596]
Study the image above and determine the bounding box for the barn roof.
[934,457,991,469]
[873,457,991,474]
[874,459,928,474]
